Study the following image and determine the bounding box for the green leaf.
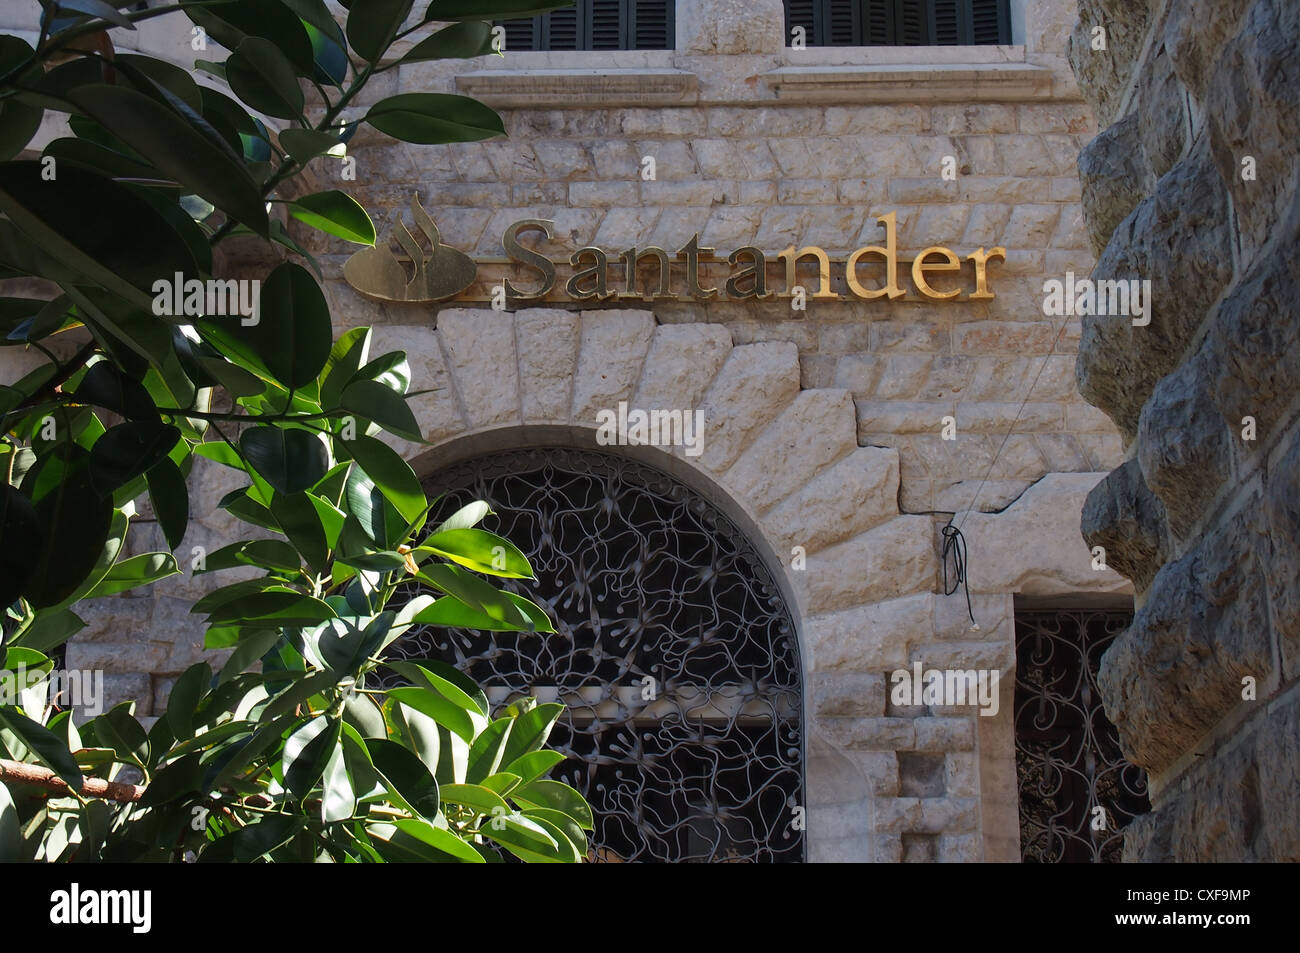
[166,662,211,741]
[0,708,82,791]
[203,262,332,389]
[89,420,180,495]
[88,702,151,769]
[284,715,340,799]
[182,0,315,74]
[416,564,532,630]
[278,128,342,164]
[205,591,336,626]
[226,37,305,120]
[465,717,512,784]
[20,443,114,609]
[71,363,156,420]
[66,85,269,237]
[502,749,564,785]
[511,778,594,830]
[500,703,564,768]
[236,539,301,572]
[481,813,562,862]
[289,191,375,245]
[391,658,488,717]
[370,817,484,863]
[319,326,370,412]
[398,21,495,64]
[321,739,355,823]
[479,771,521,796]
[0,778,17,861]
[217,629,281,685]
[270,492,329,574]
[0,162,197,309]
[366,737,440,817]
[8,608,85,654]
[231,814,300,862]
[347,0,414,61]
[340,379,421,442]
[0,484,39,607]
[241,426,328,495]
[386,687,477,743]
[146,459,189,551]
[317,613,391,675]
[343,435,425,523]
[522,809,585,861]
[365,93,506,145]
[0,96,41,163]
[420,528,533,578]
[412,591,554,634]
[55,0,135,29]
[85,552,180,598]
[441,782,510,816]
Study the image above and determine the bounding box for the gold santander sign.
[344,198,1006,306]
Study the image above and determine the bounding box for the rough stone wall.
[0,0,1144,860]
[1070,0,1300,860]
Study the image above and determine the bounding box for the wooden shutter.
[631,0,673,49]
[860,0,892,44]
[785,0,816,44]
[825,0,856,45]
[929,0,962,44]
[970,0,1009,44]
[545,5,581,49]
[499,18,537,51]
[895,0,928,44]
[588,0,625,49]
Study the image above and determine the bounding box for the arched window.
[499,0,675,52]
[386,448,804,862]
[784,0,1011,46]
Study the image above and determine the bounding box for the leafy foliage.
[0,0,588,862]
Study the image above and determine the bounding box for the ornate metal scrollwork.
[1015,609,1150,862]
[384,448,805,862]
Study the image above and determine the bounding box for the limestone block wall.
[303,0,1121,517]
[1069,0,1300,860]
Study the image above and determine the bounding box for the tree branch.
[0,759,145,804]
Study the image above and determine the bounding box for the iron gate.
[385,448,805,862]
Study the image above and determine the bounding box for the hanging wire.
[940,298,1081,631]
[941,519,979,630]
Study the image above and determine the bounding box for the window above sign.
[499,0,675,52]
[783,0,1012,47]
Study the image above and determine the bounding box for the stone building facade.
[1071,0,1300,862]
[1,0,1170,861]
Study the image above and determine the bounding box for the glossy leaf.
[226,37,305,120]
[0,708,82,791]
[365,93,505,145]
[288,191,375,245]
[241,427,329,496]
[343,435,425,524]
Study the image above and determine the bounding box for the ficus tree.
[0,0,593,862]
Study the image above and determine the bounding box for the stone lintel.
[763,63,1056,103]
[455,68,699,108]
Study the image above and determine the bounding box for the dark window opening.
[784,0,1011,46]
[1014,609,1151,862]
[500,0,675,52]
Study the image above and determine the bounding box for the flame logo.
[343,194,477,303]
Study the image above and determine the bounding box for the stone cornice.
[762,62,1057,103]
[454,68,699,108]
